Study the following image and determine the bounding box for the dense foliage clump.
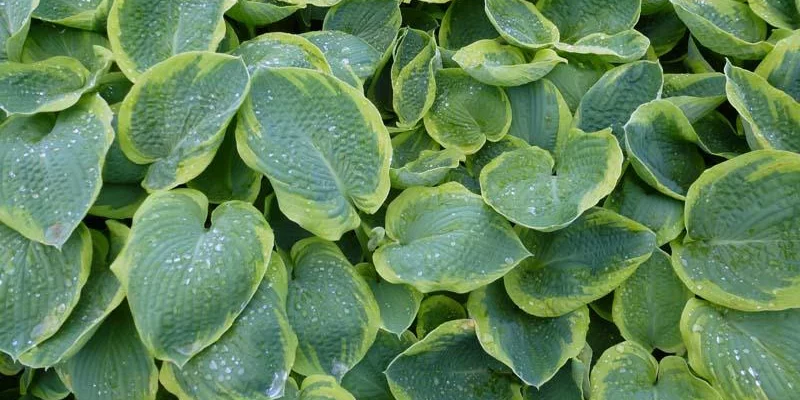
[0,0,798,399]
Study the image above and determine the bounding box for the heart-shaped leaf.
[373,182,530,293]
[231,32,331,75]
[160,252,297,400]
[681,298,800,399]
[117,51,249,191]
[108,0,236,80]
[480,128,623,231]
[484,0,559,49]
[671,150,800,311]
[423,68,512,154]
[504,207,656,317]
[468,281,590,387]
[453,40,566,87]
[590,341,722,400]
[287,238,380,380]
[110,189,274,366]
[0,223,90,358]
[236,67,391,241]
[0,94,113,246]
[612,249,693,353]
[386,320,522,400]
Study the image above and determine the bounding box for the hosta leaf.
[553,30,650,64]
[108,0,235,80]
[299,375,356,400]
[187,124,261,204]
[389,126,439,169]
[390,148,464,189]
[226,0,303,27]
[480,129,623,231]
[423,68,512,154]
[624,99,705,200]
[683,36,717,74]
[504,207,656,317]
[58,305,158,400]
[160,252,297,400]
[0,353,22,376]
[32,0,112,31]
[287,238,380,380]
[341,330,416,400]
[18,224,126,368]
[373,182,530,293]
[117,52,249,191]
[468,281,590,387]
[322,0,401,55]
[99,120,145,183]
[612,249,692,353]
[590,341,722,400]
[217,22,238,53]
[453,40,565,87]
[466,134,529,178]
[749,0,800,29]
[484,0,559,49]
[681,298,800,400]
[0,223,90,358]
[523,345,591,400]
[95,72,133,105]
[754,31,800,101]
[110,189,274,366]
[26,368,69,400]
[232,32,331,75]
[545,54,610,112]
[0,0,37,61]
[415,294,466,338]
[725,61,800,152]
[391,28,438,127]
[538,0,640,42]
[236,67,391,241]
[574,60,663,142]
[670,0,774,60]
[20,21,110,69]
[661,72,726,122]
[691,111,748,159]
[672,150,800,311]
[0,95,113,246]
[0,48,111,115]
[302,31,382,89]
[439,0,499,50]
[603,170,684,246]
[637,8,687,56]
[506,78,572,153]
[386,320,522,400]
[88,183,148,219]
[360,266,423,335]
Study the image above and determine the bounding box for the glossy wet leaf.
[226,0,303,27]
[159,252,297,400]
[341,330,416,400]
[480,129,623,231]
[302,31,382,89]
[390,148,464,189]
[18,225,126,368]
[484,0,559,49]
[286,238,380,380]
[20,21,110,69]
[322,0,401,55]
[725,61,800,153]
[0,223,90,358]
[57,305,158,400]
[110,189,274,367]
[0,95,113,246]
[391,28,438,127]
[438,0,499,50]
[299,375,356,400]
[32,0,112,30]
[453,40,565,87]
[749,0,800,29]
[661,72,726,123]
[590,341,722,400]
[574,60,663,142]
[0,0,37,61]
[554,30,650,64]
[538,0,641,42]
[754,31,800,101]
[367,274,423,336]
[671,0,774,60]
[423,68,512,154]
[231,32,331,75]
[505,78,571,153]
[373,182,529,293]
[415,295,466,338]
[545,54,610,112]
[603,170,684,246]
[468,281,590,387]
[385,320,522,400]
[523,345,591,400]
[624,99,705,200]
[612,249,693,353]
[236,67,391,241]
[117,52,249,191]
[681,298,800,399]
[672,150,800,311]
[108,0,236,80]
[504,207,656,317]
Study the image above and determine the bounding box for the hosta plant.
[0,0,799,399]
